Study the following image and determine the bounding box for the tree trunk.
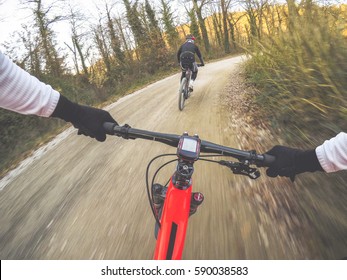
[192,0,210,53]
[221,0,230,53]
[106,5,125,66]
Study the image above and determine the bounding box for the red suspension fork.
[153,178,192,260]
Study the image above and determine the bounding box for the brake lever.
[219,160,260,180]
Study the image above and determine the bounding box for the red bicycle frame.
[103,123,274,260]
[153,177,192,259]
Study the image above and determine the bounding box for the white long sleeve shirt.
[0,51,60,117]
[316,132,347,173]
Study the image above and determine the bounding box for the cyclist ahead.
[177,34,205,92]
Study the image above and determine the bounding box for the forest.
[1,0,347,175]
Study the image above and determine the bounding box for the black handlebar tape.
[103,122,117,134]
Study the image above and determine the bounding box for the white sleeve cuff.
[315,132,347,173]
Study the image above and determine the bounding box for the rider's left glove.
[51,95,118,142]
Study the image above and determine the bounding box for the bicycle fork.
[152,160,204,259]
[152,184,204,218]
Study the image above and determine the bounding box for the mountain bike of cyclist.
[177,34,205,92]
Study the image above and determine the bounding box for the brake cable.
[146,154,177,227]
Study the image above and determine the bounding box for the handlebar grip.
[261,154,276,167]
[103,122,117,135]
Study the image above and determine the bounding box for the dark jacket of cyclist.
[177,34,204,91]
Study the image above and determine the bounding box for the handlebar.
[103,123,275,167]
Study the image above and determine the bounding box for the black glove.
[265,145,323,181]
[51,95,118,142]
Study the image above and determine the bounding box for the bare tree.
[93,20,112,80]
[65,4,91,75]
[241,0,269,43]
[192,0,211,53]
[220,0,233,53]
[5,24,42,76]
[211,7,223,49]
[20,0,67,76]
[113,16,134,62]
[105,3,125,66]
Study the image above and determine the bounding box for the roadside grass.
[237,4,347,258]
[244,4,347,146]
[225,68,347,259]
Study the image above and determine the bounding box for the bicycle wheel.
[178,78,187,111]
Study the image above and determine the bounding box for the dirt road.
[1,56,341,259]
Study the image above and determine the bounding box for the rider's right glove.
[51,95,118,142]
[265,146,323,181]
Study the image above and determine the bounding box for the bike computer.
[177,134,201,161]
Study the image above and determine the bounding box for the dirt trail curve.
[0,56,305,259]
